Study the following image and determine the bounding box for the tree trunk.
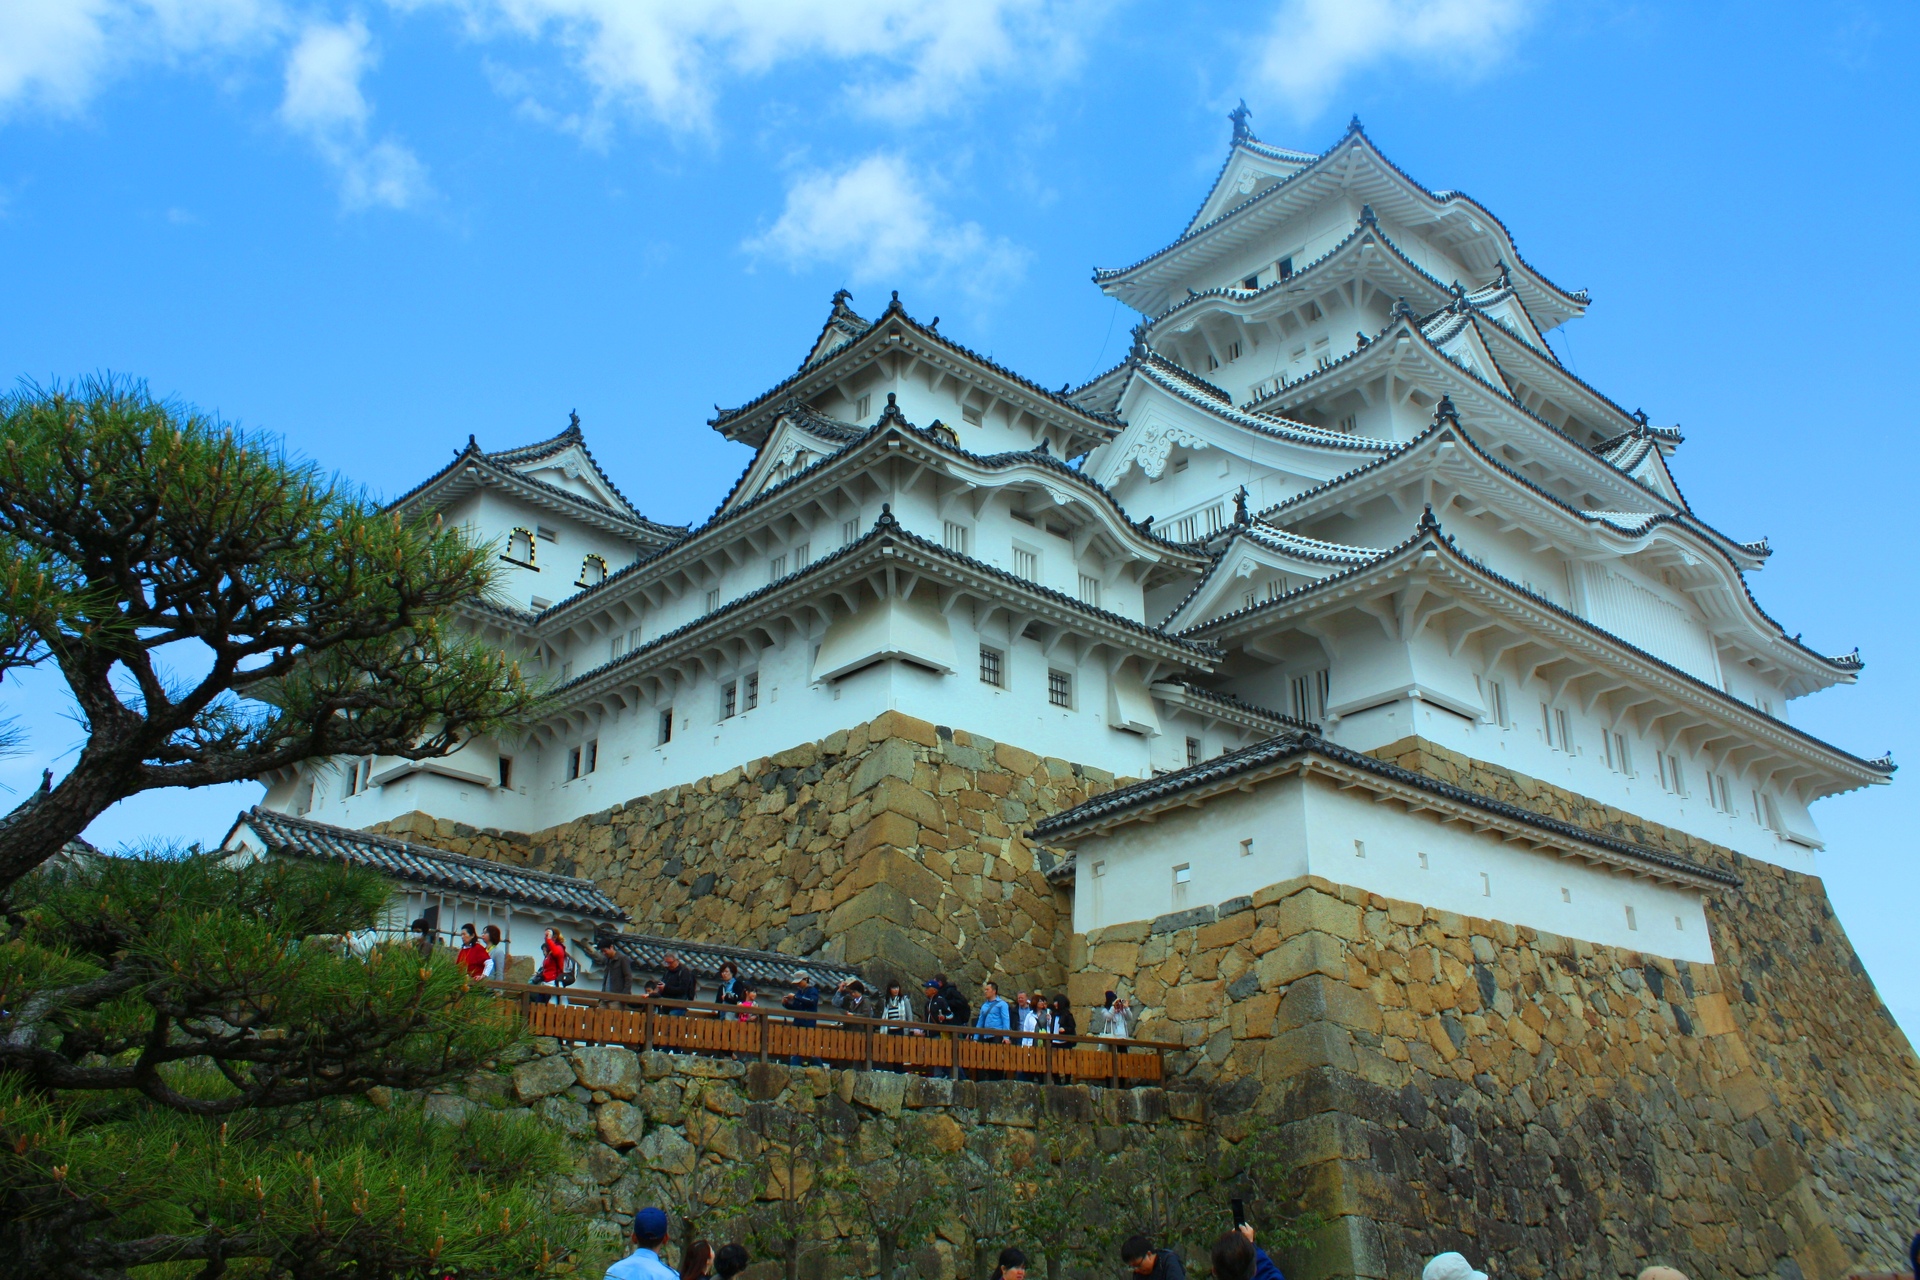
[0,757,127,894]
[783,1235,798,1280]
[877,1233,898,1280]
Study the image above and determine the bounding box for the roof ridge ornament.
[1347,113,1364,136]
[1129,319,1152,358]
[568,409,580,433]
[875,502,898,529]
[1034,436,1052,455]
[1632,407,1650,426]
[1418,502,1443,533]
[1230,98,1253,143]
[1391,296,1415,321]
[1433,395,1460,428]
[1234,486,1250,525]
[876,391,909,427]
[831,287,853,309]
[1358,203,1377,227]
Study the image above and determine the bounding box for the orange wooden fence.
[486,982,1173,1086]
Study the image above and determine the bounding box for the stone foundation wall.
[433,1040,1206,1273]
[378,712,1117,994]
[1072,737,1920,1280]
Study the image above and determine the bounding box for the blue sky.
[3,0,1915,1038]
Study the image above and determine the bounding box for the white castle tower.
[244,109,1918,1280]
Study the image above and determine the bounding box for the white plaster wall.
[1067,769,1714,964]
[1329,693,1821,876]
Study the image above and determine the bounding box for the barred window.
[1047,668,1073,709]
[721,680,737,719]
[979,646,1004,688]
[1185,737,1201,768]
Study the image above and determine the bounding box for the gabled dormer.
[1160,521,1384,631]
[718,402,867,515]
[1598,426,1690,510]
[1180,102,1319,238]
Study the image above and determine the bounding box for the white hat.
[1423,1254,1487,1280]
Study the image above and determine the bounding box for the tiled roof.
[1182,513,1887,763]
[388,423,686,541]
[710,293,1120,448]
[552,505,1219,700]
[230,807,628,922]
[1096,121,1588,319]
[1029,729,1741,889]
[541,415,1209,625]
[1127,359,1392,454]
[1151,675,1315,732]
[1159,522,1385,629]
[595,930,860,990]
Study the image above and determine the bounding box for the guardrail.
[485,982,1178,1087]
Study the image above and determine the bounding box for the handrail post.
[1042,1034,1052,1086]
[949,1029,960,1082]
[865,1020,875,1072]
[644,998,656,1054]
[1110,1041,1120,1090]
[759,1008,770,1063]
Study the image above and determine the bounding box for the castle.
[248,114,1919,1280]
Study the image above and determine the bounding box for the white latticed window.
[943,522,969,555]
[1078,573,1101,607]
[1013,546,1039,581]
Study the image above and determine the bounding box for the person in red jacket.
[535,927,569,1003]
[455,924,490,979]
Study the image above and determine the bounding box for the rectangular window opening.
[769,554,786,582]
[794,541,810,567]
[566,746,581,781]
[497,756,513,789]
[961,403,983,425]
[704,589,720,613]
[744,672,759,711]
[856,393,872,419]
[979,645,1004,688]
[1240,838,1254,857]
[943,521,970,555]
[842,518,860,546]
[1354,839,1366,859]
[1172,863,1192,884]
[721,680,738,720]
[1625,905,1638,931]
[1047,668,1073,709]
[658,709,674,745]
[1078,573,1101,607]
[584,739,597,774]
[1013,546,1039,581]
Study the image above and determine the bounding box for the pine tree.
[0,850,582,1276]
[0,376,539,891]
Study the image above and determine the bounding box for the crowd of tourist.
[446,917,1152,1055]
[603,1206,1302,1280]
[606,1204,1704,1280]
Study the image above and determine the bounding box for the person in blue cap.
[607,1206,677,1280]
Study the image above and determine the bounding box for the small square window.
[1047,668,1073,709]
[979,646,1004,688]
[1091,860,1106,878]
[1172,863,1192,884]
[961,403,983,425]
[658,709,674,745]
[1242,275,1259,290]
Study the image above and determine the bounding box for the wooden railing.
[485,982,1178,1086]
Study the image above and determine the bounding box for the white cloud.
[0,0,279,119]
[1251,0,1539,122]
[744,152,1026,298]
[278,20,430,211]
[417,0,1093,135]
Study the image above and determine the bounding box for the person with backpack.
[535,928,571,1003]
